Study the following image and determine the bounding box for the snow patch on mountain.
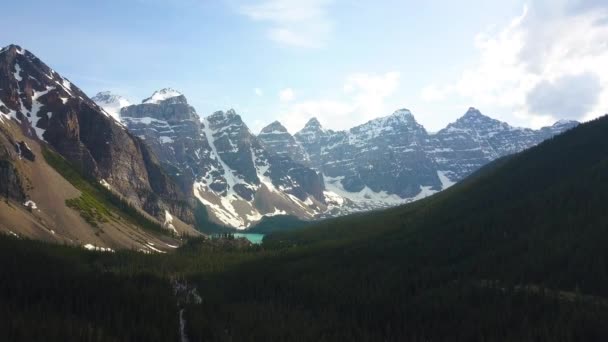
[193,182,253,228]
[323,175,407,209]
[145,242,166,254]
[164,210,178,234]
[251,148,276,193]
[24,200,37,210]
[201,116,247,195]
[27,87,54,140]
[99,179,111,190]
[322,173,441,213]
[437,171,456,189]
[83,244,115,253]
[13,63,22,82]
[159,136,174,144]
[0,99,16,123]
[143,88,182,104]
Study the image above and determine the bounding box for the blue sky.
[3,0,607,133]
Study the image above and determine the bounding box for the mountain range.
[0,44,578,240]
[96,89,577,228]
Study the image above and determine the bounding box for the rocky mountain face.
[258,121,310,165]
[117,94,325,228]
[119,90,203,191]
[0,123,28,202]
[0,45,195,225]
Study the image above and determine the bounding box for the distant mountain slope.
[427,107,579,180]
[288,107,577,213]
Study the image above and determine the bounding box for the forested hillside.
[2,115,608,341]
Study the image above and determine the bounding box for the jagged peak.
[142,88,184,104]
[356,108,419,130]
[303,117,323,129]
[386,108,416,124]
[0,44,26,56]
[207,109,243,122]
[260,120,288,134]
[464,107,483,116]
[210,110,225,117]
[391,108,413,117]
[456,107,495,123]
[443,107,516,133]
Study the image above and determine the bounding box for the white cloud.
[420,1,608,127]
[254,87,263,96]
[279,87,295,102]
[527,72,601,118]
[344,72,401,117]
[238,0,333,48]
[278,72,401,132]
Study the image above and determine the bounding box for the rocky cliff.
[0,45,194,224]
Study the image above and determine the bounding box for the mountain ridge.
[96,87,578,226]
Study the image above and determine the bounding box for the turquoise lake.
[234,233,264,244]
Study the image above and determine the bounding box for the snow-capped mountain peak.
[260,121,288,134]
[391,108,413,117]
[142,88,183,104]
[0,44,23,56]
[352,108,423,138]
[460,107,492,121]
[92,91,131,121]
[358,108,417,128]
